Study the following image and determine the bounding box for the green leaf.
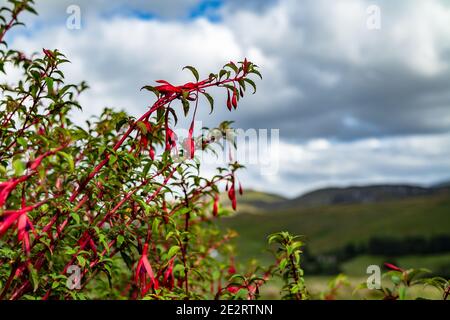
[167,245,180,259]
[57,151,74,172]
[77,255,86,267]
[203,92,214,114]
[136,121,148,134]
[17,137,27,148]
[117,235,125,247]
[218,69,227,80]
[142,162,152,177]
[244,78,257,94]
[108,154,117,166]
[28,265,39,292]
[279,258,288,271]
[45,77,54,94]
[183,66,199,82]
[70,212,81,224]
[399,286,407,300]
[391,275,401,285]
[116,118,129,132]
[141,85,160,98]
[225,62,238,74]
[13,159,25,176]
[251,68,263,79]
[181,98,190,117]
[152,218,160,236]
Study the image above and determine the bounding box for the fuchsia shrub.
[0,0,268,300]
[1,1,448,301]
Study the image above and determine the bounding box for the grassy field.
[259,276,443,300]
[341,253,450,276]
[219,192,450,274]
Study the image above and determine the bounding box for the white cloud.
[2,0,450,197]
[236,133,450,197]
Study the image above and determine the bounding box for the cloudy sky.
[3,0,450,197]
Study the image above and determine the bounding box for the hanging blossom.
[212,194,219,217]
[228,182,237,211]
[384,263,404,272]
[0,176,29,207]
[162,257,175,290]
[0,202,44,255]
[135,243,159,295]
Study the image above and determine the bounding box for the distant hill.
[220,189,287,213]
[273,184,443,209]
[433,180,450,188]
[226,184,449,212]
[219,190,450,259]
[218,183,450,273]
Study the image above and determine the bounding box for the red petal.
[227,91,232,111]
[149,146,155,160]
[227,286,240,294]
[0,212,20,238]
[384,263,403,272]
[30,154,45,171]
[213,195,219,217]
[135,260,143,284]
[17,214,27,241]
[188,122,195,159]
[228,185,237,211]
[232,90,238,109]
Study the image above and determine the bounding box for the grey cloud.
[3,0,450,196]
[220,0,450,142]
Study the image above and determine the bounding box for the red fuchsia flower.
[246,284,258,300]
[0,211,21,238]
[243,58,250,74]
[17,213,35,255]
[238,182,243,195]
[165,127,177,152]
[0,204,38,255]
[226,284,257,299]
[138,120,152,151]
[227,90,232,111]
[140,135,149,149]
[384,263,404,272]
[154,80,183,96]
[213,194,219,217]
[135,243,159,295]
[228,183,237,211]
[232,89,238,109]
[149,145,155,161]
[186,121,195,159]
[180,82,197,90]
[0,176,28,208]
[163,257,175,290]
[42,48,54,59]
[28,153,46,171]
[14,263,28,278]
[227,286,240,294]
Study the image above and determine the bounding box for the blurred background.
[2,0,449,296]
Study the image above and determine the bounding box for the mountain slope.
[220,189,287,213]
[275,184,441,209]
[219,190,450,263]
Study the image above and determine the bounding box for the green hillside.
[219,191,450,272]
[219,189,287,213]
